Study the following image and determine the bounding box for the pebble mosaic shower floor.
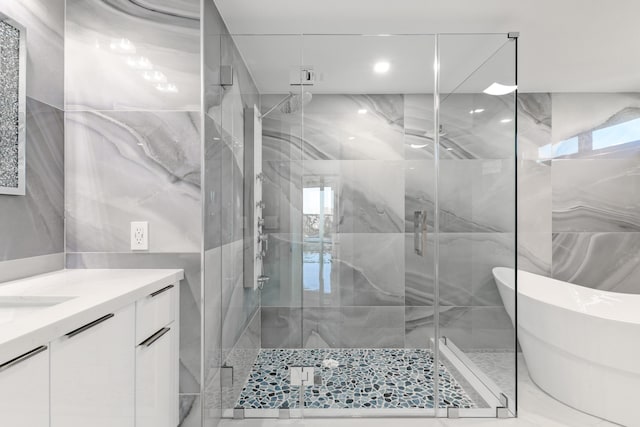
[236,348,477,410]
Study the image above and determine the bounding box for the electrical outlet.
[130,221,148,251]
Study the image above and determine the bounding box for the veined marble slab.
[65,0,200,110]
[262,94,404,161]
[65,110,201,253]
[552,232,640,294]
[552,158,640,232]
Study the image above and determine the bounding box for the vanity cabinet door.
[0,345,49,427]
[136,324,175,427]
[50,305,135,427]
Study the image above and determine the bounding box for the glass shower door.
[435,33,518,418]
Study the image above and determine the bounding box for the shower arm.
[258,93,294,119]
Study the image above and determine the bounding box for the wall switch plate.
[130,221,148,251]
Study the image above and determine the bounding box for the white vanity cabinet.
[0,271,181,427]
[51,304,136,427]
[0,345,49,427]
[135,284,178,427]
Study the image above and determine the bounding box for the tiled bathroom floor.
[236,348,477,410]
[223,354,617,427]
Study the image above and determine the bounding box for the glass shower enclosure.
[203,31,518,421]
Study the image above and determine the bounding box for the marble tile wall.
[550,93,640,294]
[0,0,65,279]
[64,1,203,426]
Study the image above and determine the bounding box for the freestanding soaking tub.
[492,267,640,427]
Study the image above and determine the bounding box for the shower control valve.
[256,172,265,182]
[256,200,266,209]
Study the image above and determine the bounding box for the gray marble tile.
[65,252,202,393]
[179,394,202,427]
[439,93,516,160]
[261,307,302,348]
[260,232,303,308]
[262,94,404,161]
[204,113,243,248]
[262,114,303,162]
[552,159,640,232]
[65,110,201,252]
[552,232,640,294]
[302,306,405,348]
[0,0,64,108]
[405,233,515,307]
[439,159,515,233]
[204,114,224,250]
[303,233,405,307]
[405,306,514,351]
[261,160,303,234]
[303,160,405,233]
[404,159,516,233]
[518,232,552,276]
[519,159,551,233]
[404,94,435,160]
[518,93,551,161]
[0,98,63,261]
[404,160,435,233]
[65,0,200,110]
[221,239,260,354]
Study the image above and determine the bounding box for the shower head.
[260,92,313,119]
[279,92,312,114]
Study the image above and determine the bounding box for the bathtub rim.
[492,266,640,325]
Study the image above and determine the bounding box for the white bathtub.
[492,267,640,427]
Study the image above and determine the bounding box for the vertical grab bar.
[414,210,428,256]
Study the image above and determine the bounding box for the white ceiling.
[213,0,640,93]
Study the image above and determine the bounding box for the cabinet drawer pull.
[0,345,47,372]
[139,327,170,347]
[66,313,115,338]
[150,284,174,298]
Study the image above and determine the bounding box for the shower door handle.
[414,210,427,256]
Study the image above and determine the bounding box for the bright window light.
[593,117,640,150]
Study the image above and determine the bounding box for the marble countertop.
[0,269,183,363]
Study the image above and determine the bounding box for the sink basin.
[0,296,75,326]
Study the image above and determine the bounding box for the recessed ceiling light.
[410,143,428,149]
[500,118,513,123]
[374,61,390,74]
[348,136,356,140]
[446,147,453,151]
[484,82,518,96]
[474,108,485,113]
[358,108,368,115]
